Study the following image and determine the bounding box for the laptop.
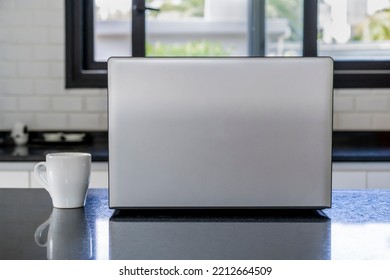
[108,57,333,209]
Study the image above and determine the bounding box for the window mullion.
[303,0,318,57]
[132,0,146,57]
[248,0,266,56]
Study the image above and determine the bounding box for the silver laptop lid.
[108,57,333,209]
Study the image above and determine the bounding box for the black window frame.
[66,0,390,89]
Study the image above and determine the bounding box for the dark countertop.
[332,131,390,162]
[2,131,390,162]
[1,188,390,260]
[0,131,108,162]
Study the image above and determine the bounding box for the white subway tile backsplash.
[372,114,390,130]
[35,113,67,130]
[48,0,64,11]
[0,11,33,27]
[49,62,64,78]
[33,45,63,61]
[48,28,64,44]
[0,28,10,43]
[100,113,108,130]
[356,96,388,112]
[0,0,15,9]
[34,79,65,95]
[2,45,34,61]
[19,97,51,111]
[0,1,105,131]
[0,62,17,77]
[69,114,102,130]
[9,28,49,44]
[67,89,106,95]
[0,78,34,95]
[52,97,83,112]
[0,79,6,95]
[86,97,107,112]
[15,0,49,10]
[33,11,64,27]
[0,97,18,111]
[335,89,371,96]
[333,96,354,112]
[333,113,372,130]
[97,89,108,95]
[17,62,50,78]
[2,113,35,129]
[332,90,390,130]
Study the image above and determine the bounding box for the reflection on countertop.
[34,208,92,260]
[110,209,330,260]
[1,189,390,260]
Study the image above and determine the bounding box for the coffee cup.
[34,152,91,208]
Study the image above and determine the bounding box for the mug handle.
[34,162,50,194]
[34,217,50,247]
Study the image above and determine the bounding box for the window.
[66,0,390,88]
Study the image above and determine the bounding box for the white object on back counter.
[11,122,29,146]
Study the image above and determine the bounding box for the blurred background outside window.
[94,0,390,61]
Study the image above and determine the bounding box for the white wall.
[0,0,107,131]
[333,88,390,130]
[1,0,390,131]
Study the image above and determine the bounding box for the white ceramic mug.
[34,152,91,208]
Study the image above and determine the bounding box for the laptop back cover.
[108,57,333,209]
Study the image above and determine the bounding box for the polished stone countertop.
[0,131,108,162]
[1,188,390,260]
[2,131,390,162]
[332,131,390,162]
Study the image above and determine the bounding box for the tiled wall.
[1,0,390,131]
[333,89,390,130]
[0,0,107,131]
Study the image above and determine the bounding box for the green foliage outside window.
[146,0,205,18]
[354,9,390,41]
[267,0,302,42]
[146,40,231,56]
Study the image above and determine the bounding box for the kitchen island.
[0,188,389,260]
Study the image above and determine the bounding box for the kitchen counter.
[332,131,390,162]
[2,131,390,162]
[0,131,108,162]
[1,188,390,260]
